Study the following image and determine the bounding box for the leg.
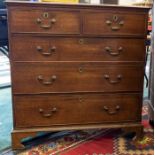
[12,131,37,150]
[122,124,144,140]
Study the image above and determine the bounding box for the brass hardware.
[104,74,122,84]
[79,39,84,44]
[111,26,120,31]
[119,20,124,26]
[37,75,57,85]
[36,18,52,29]
[36,46,56,56]
[106,15,124,31]
[43,12,49,18]
[39,107,57,117]
[79,96,83,102]
[51,18,56,24]
[78,66,84,73]
[105,46,111,51]
[40,23,52,29]
[36,18,42,24]
[103,105,120,115]
[118,46,123,52]
[51,46,56,52]
[36,15,56,29]
[113,15,118,22]
[36,46,42,51]
[105,46,123,56]
[106,20,112,25]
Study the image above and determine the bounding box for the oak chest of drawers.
[6,1,149,149]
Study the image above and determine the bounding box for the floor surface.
[0,88,12,150]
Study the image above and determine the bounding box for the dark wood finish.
[6,1,149,150]
[83,12,147,36]
[14,93,142,128]
[12,62,144,93]
[12,132,37,149]
[122,124,144,140]
[11,35,146,62]
[12,123,143,150]
[10,9,80,34]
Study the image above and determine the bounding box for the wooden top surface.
[6,0,151,10]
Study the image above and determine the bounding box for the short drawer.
[83,11,147,36]
[12,62,144,94]
[14,93,142,128]
[11,36,145,62]
[9,9,80,34]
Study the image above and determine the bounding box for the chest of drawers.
[6,1,149,149]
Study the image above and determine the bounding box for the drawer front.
[83,12,146,36]
[9,9,80,34]
[11,36,145,62]
[14,93,142,128]
[12,62,144,94]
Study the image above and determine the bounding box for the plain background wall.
[90,0,138,5]
[119,0,135,5]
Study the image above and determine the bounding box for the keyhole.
[79,39,84,44]
[113,15,118,22]
[79,96,83,102]
[43,12,49,18]
[78,67,84,73]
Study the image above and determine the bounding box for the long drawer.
[11,36,145,62]
[12,62,144,94]
[9,9,80,34]
[14,93,142,128]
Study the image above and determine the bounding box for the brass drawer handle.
[37,75,57,85]
[119,20,124,26]
[105,46,123,56]
[103,105,120,115]
[111,26,120,31]
[36,17,56,29]
[106,20,112,25]
[104,74,122,84]
[105,15,124,31]
[39,107,57,117]
[36,46,56,56]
